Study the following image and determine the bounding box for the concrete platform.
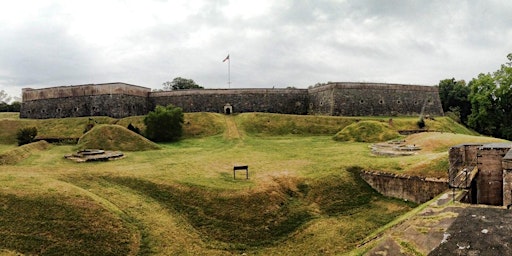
[361,191,512,255]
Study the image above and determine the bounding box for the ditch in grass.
[96,166,415,252]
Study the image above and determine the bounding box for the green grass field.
[0,112,505,255]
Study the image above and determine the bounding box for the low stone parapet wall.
[360,170,448,203]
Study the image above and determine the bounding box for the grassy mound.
[333,121,400,142]
[405,132,509,153]
[0,193,137,255]
[237,112,355,136]
[0,140,50,165]
[77,125,160,151]
[117,112,226,138]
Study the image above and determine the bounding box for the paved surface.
[363,191,512,256]
[429,206,512,256]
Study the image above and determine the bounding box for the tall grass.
[0,112,499,255]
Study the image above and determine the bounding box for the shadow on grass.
[101,166,410,250]
[102,175,313,248]
[0,193,136,256]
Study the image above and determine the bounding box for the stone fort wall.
[20,82,444,119]
[20,83,151,118]
[308,82,443,116]
[150,88,309,115]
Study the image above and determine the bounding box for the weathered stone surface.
[308,83,443,116]
[20,82,444,119]
[449,143,512,206]
[64,149,124,162]
[360,170,448,203]
[150,88,309,114]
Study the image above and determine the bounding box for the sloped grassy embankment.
[0,112,499,255]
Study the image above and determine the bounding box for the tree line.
[0,90,21,112]
[439,53,512,140]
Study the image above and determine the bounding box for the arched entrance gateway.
[224,103,233,115]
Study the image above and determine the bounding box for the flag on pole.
[223,54,230,62]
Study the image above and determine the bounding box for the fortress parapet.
[20,82,444,119]
[21,83,150,119]
[150,88,309,114]
[308,82,443,116]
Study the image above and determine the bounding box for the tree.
[162,77,203,90]
[438,78,470,124]
[493,53,512,139]
[466,54,512,139]
[467,73,499,137]
[16,127,38,146]
[144,104,184,142]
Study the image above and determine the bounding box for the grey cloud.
[1,0,512,95]
[0,23,98,87]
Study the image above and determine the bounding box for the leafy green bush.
[16,127,37,146]
[144,104,184,142]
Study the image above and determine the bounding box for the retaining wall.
[360,170,448,203]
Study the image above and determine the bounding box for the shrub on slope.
[77,125,160,151]
[333,121,400,143]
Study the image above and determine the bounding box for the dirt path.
[223,115,241,139]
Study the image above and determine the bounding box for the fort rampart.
[21,83,150,118]
[20,82,444,119]
[308,82,442,116]
[150,88,309,114]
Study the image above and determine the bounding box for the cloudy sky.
[1,0,511,98]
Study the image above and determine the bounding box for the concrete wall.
[360,170,448,203]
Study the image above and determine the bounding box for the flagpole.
[223,54,231,88]
[228,55,231,88]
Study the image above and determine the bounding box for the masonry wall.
[308,83,444,116]
[448,144,482,188]
[20,83,151,119]
[20,82,444,119]
[149,89,309,114]
[22,83,150,101]
[20,94,149,119]
[502,150,512,207]
[476,145,511,206]
[360,170,448,203]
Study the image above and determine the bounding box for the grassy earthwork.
[0,112,506,255]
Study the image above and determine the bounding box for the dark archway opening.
[224,103,233,115]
